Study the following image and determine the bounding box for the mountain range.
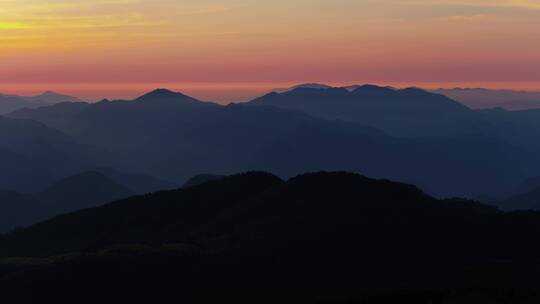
[0,91,83,114]
[274,84,540,110]
[251,85,476,137]
[3,83,540,301]
[1,172,540,303]
[0,168,174,232]
[4,85,540,198]
[5,87,532,198]
[434,88,540,110]
[0,115,98,192]
[0,171,132,232]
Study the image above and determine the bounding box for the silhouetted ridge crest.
[286,87,350,96]
[0,170,134,233]
[0,171,503,257]
[38,171,134,211]
[135,88,198,103]
[183,174,226,188]
[133,88,220,110]
[400,87,436,97]
[136,88,184,99]
[42,171,130,197]
[352,84,397,95]
[286,171,430,201]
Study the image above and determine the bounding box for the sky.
[0,0,539,102]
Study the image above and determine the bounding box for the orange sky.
[1,0,539,102]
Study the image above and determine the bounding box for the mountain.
[494,176,540,211]
[0,115,101,192]
[435,88,540,110]
[2,172,540,303]
[183,174,225,188]
[479,107,540,132]
[497,186,540,211]
[511,176,540,197]
[0,171,133,233]
[19,91,83,104]
[272,83,333,93]
[90,167,177,194]
[247,123,525,197]
[0,91,83,114]
[273,83,396,93]
[248,85,477,137]
[134,88,218,108]
[7,88,529,197]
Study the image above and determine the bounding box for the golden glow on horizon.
[1,0,539,99]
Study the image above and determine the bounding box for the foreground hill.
[0,171,133,232]
[2,172,540,303]
[7,89,529,197]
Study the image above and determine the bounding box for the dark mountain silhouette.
[7,89,529,197]
[435,88,540,110]
[90,167,177,194]
[258,85,540,165]
[493,177,540,211]
[0,95,34,115]
[2,172,540,303]
[247,123,524,197]
[0,116,100,192]
[19,91,83,104]
[134,88,218,108]
[511,176,540,197]
[480,107,540,133]
[0,91,82,114]
[183,174,225,188]
[274,83,398,93]
[497,187,540,211]
[0,171,133,233]
[248,85,477,137]
[476,108,540,170]
[272,83,333,93]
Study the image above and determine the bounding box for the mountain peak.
[133,88,221,109]
[40,91,60,96]
[41,171,133,199]
[19,91,83,104]
[183,174,226,188]
[351,84,396,95]
[400,87,431,96]
[135,88,198,103]
[148,88,177,95]
[287,86,350,96]
[273,83,332,93]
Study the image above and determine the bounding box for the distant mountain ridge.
[434,88,540,110]
[0,115,99,192]
[273,84,540,111]
[273,83,398,93]
[7,88,529,198]
[0,91,83,114]
[0,171,133,232]
[497,187,540,211]
[249,84,475,137]
[183,174,225,188]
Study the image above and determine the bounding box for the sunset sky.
[1,0,539,102]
